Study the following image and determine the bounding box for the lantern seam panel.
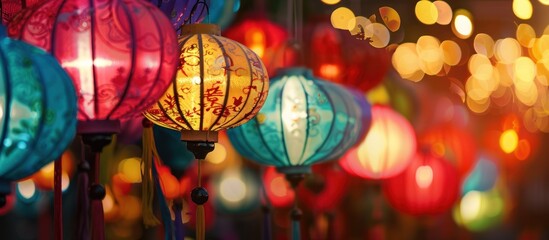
[198,33,205,130]
[172,35,195,130]
[278,79,293,167]
[295,77,310,165]
[105,0,137,120]
[208,35,231,130]
[0,45,12,156]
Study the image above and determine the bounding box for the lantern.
[382,152,460,216]
[304,18,390,92]
[1,0,45,24]
[143,23,269,240]
[8,1,178,239]
[339,105,416,180]
[146,0,207,29]
[420,123,477,178]
[223,14,292,76]
[0,26,77,205]
[227,67,369,239]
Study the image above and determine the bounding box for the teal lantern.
[227,67,369,239]
[0,26,77,205]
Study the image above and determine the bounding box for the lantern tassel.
[152,157,175,240]
[54,157,63,240]
[142,121,161,227]
[173,200,185,240]
[196,205,205,240]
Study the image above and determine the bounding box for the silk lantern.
[8,1,179,239]
[304,18,390,92]
[383,151,460,215]
[144,23,269,240]
[0,26,77,205]
[420,123,477,178]
[227,67,368,240]
[223,14,291,76]
[339,105,416,179]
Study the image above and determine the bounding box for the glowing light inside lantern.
[499,129,519,153]
[415,165,434,189]
[219,176,247,202]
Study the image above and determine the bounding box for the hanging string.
[286,173,304,240]
[179,0,210,32]
[76,141,90,240]
[195,160,206,240]
[54,157,63,240]
[90,152,105,240]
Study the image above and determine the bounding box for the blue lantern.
[227,67,370,174]
[0,26,77,204]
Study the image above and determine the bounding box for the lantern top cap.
[180,24,221,36]
[274,67,314,78]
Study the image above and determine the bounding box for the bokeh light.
[416,0,439,25]
[500,129,519,153]
[453,9,473,39]
[434,0,453,25]
[331,7,355,30]
[513,0,533,20]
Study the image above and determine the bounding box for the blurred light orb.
[453,188,504,231]
[17,179,37,200]
[513,0,533,20]
[220,176,246,202]
[415,0,439,25]
[474,33,495,57]
[453,10,473,39]
[495,38,522,64]
[540,0,549,5]
[379,6,401,32]
[331,7,355,30]
[205,143,227,165]
[434,0,453,25]
[440,40,462,66]
[118,157,142,183]
[516,24,536,48]
[461,155,499,194]
[321,0,341,5]
[500,129,519,153]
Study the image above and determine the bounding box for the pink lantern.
[382,152,460,215]
[339,105,416,179]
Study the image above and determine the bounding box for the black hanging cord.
[179,0,210,32]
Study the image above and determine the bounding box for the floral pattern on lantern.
[383,152,460,215]
[8,0,179,121]
[1,0,45,25]
[339,105,416,179]
[146,0,208,29]
[227,67,367,173]
[144,24,269,133]
[0,25,77,194]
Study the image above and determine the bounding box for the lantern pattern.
[227,67,367,173]
[144,24,269,133]
[7,0,179,122]
[223,15,291,76]
[0,26,77,196]
[339,105,416,179]
[382,152,460,215]
[1,0,45,25]
[305,19,390,92]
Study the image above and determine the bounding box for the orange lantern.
[383,151,460,215]
[339,105,416,179]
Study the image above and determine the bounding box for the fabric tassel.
[153,157,175,240]
[54,157,63,240]
[196,205,205,240]
[173,200,184,240]
[76,155,90,240]
[142,123,161,227]
[91,153,105,240]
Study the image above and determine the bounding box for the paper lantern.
[146,0,207,29]
[228,67,368,173]
[8,0,179,128]
[383,152,460,215]
[339,105,416,179]
[297,163,348,212]
[144,23,269,139]
[0,26,77,204]
[223,14,292,76]
[420,123,477,178]
[305,18,390,92]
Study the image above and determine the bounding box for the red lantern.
[8,0,179,126]
[223,14,293,76]
[297,163,348,213]
[419,123,477,179]
[339,105,416,179]
[382,152,459,215]
[263,166,295,208]
[305,18,390,92]
[1,0,45,24]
